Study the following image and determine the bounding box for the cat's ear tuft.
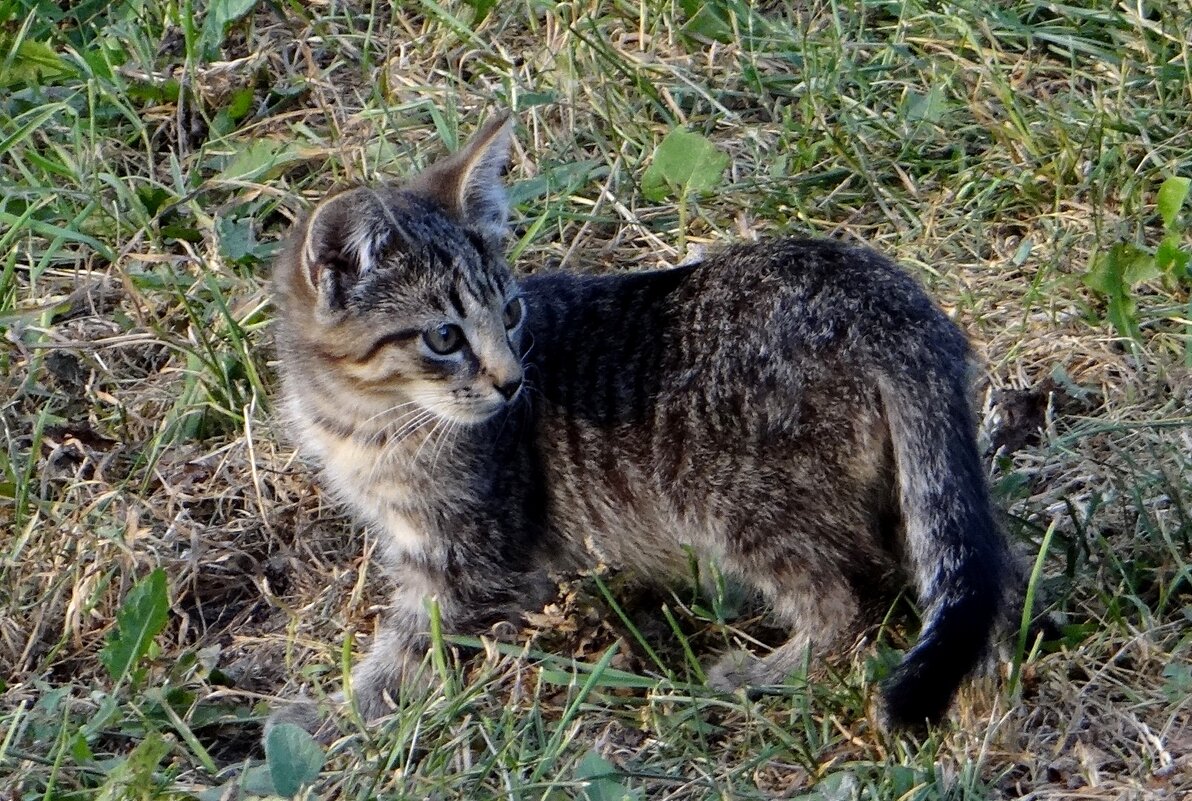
[410,114,513,241]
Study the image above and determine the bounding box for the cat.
[269,114,1014,734]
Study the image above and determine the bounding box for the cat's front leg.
[349,563,556,717]
[268,558,552,737]
[342,565,474,721]
[265,578,438,740]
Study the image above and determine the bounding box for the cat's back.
[686,238,960,350]
[523,236,965,387]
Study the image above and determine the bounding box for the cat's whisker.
[327,401,428,449]
[519,333,537,362]
[494,395,528,442]
[362,408,433,449]
[360,400,423,428]
[375,405,433,435]
[411,416,444,465]
[516,392,535,432]
[521,381,546,402]
[361,410,438,487]
[426,417,455,465]
[374,409,434,452]
[429,419,458,475]
[385,410,437,449]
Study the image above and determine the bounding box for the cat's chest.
[300,420,423,531]
[298,415,489,556]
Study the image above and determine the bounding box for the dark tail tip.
[878,592,999,730]
[879,658,960,731]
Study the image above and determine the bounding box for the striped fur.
[270,117,1013,733]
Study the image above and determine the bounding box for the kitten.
[270,115,1013,733]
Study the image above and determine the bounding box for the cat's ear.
[409,114,512,241]
[298,188,385,311]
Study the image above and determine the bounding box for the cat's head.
[274,116,525,425]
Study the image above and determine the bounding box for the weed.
[1,0,1190,799]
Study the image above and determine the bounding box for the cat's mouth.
[429,393,514,425]
[396,383,519,429]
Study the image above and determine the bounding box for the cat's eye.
[502,298,524,330]
[424,324,465,355]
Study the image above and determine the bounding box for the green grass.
[2,0,1191,798]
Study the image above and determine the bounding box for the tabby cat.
[270,115,1013,733]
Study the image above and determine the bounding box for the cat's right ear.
[297,188,380,313]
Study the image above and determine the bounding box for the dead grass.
[1,0,1190,798]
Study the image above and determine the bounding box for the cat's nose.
[494,376,523,401]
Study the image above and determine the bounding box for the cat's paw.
[347,680,406,723]
[706,650,762,692]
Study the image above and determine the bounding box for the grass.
[1,0,1190,798]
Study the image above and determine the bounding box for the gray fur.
[270,119,1013,732]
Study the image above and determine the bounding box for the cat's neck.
[297,387,521,499]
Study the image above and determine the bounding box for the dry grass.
[1,0,1190,798]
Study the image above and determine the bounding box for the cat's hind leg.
[707,571,860,691]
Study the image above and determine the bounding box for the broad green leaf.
[576,750,642,801]
[1085,242,1154,291]
[1157,176,1190,229]
[1122,249,1162,286]
[793,770,860,801]
[885,766,923,796]
[35,685,73,715]
[678,0,771,45]
[99,568,169,683]
[95,732,170,801]
[680,0,733,42]
[127,77,181,105]
[200,0,260,60]
[1084,243,1149,341]
[464,0,498,25]
[213,139,308,183]
[1104,285,1139,341]
[69,730,94,763]
[641,129,729,203]
[241,764,281,796]
[265,723,326,798]
[217,216,258,264]
[0,39,74,88]
[225,86,255,121]
[1083,244,1122,295]
[1162,662,1192,702]
[1156,234,1191,279]
[136,186,175,218]
[904,84,950,124]
[196,782,235,801]
[1011,237,1033,266]
[80,694,121,740]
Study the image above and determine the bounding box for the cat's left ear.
[409,114,512,241]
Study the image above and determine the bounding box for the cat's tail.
[876,349,1009,729]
